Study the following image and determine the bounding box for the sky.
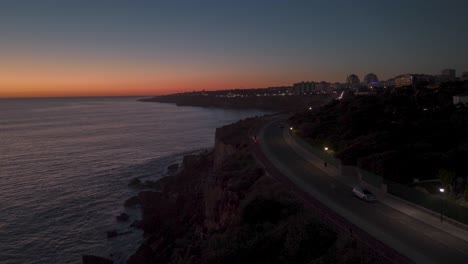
[1,0,467,98]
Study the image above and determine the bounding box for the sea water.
[0,97,268,263]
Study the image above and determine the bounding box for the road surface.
[258,119,468,264]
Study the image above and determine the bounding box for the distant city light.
[439,188,445,193]
[290,127,293,130]
[309,107,312,110]
[324,147,329,151]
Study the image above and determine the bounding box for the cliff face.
[126,117,374,264]
[213,128,246,171]
[213,130,237,171]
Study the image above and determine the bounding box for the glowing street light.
[324,147,329,151]
[308,107,312,110]
[439,187,445,222]
[290,127,293,131]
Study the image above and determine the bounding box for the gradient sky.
[1,0,468,97]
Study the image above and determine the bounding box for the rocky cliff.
[124,117,377,264]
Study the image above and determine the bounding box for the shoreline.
[138,93,334,112]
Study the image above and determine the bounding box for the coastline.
[138,94,333,111]
[84,116,382,263]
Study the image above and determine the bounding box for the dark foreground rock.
[82,255,113,264]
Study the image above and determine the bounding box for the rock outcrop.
[167,163,179,171]
[124,196,140,207]
[115,213,129,222]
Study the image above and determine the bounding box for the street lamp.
[290,127,293,131]
[439,188,445,222]
[309,107,312,110]
[324,147,329,151]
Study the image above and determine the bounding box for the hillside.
[289,85,468,187]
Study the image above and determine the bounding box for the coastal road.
[257,119,468,264]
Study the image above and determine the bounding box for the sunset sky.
[1,0,468,98]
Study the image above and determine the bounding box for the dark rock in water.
[143,180,160,189]
[124,196,140,207]
[130,220,143,229]
[107,230,132,239]
[115,213,129,222]
[128,178,142,187]
[107,230,119,239]
[167,163,179,171]
[82,255,113,264]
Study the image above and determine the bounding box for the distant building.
[462,72,468,81]
[394,74,413,87]
[369,81,385,90]
[293,81,315,94]
[442,69,456,78]
[385,78,396,88]
[453,92,468,105]
[394,74,435,88]
[315,81,331,92]
[363,73,379,84]
[438,69,457,83]
[346,74,360,88]
[330,82,347,91]
[355,86,372,95]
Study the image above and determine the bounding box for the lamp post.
[439,188,445,222]
[290,127,293,131]
[323,147,330,167]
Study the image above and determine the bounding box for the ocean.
[0,97,269,264]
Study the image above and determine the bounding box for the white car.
[353,186,376,202]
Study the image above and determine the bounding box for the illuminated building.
[363,73,379,84]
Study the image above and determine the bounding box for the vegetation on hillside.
[289,83,468,197]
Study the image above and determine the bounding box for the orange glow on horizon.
[0,79,293,98]
[0,67,298,98]
[0,54,325,98]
